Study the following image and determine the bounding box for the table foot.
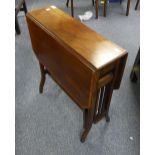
[106,114,110,122]
[80,128,91,143]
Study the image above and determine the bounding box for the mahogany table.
[26,5,128,142]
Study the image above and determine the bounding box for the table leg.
[104,0,107,17]
[126,0,131,16]
[39,63,46,94]
[92,0,95,6]
[81,108,95,143]
[71,0,74,17]
[66,0,69,7]
[23,0,28,14]
[135,0,140,10]
[95,0,99,19]
[15,15,21,34]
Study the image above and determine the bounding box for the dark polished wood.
[26,6,127,142]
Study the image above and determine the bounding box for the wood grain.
[26,6,128,142]
[27,6,127,69]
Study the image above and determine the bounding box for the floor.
[15,0,140,154]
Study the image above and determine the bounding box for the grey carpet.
[15,0,140,154]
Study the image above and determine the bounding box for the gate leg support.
[103,84,114,123]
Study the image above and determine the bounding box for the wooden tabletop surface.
[27,5,127,69]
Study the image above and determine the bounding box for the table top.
[27,5,127,70]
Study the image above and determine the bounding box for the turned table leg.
[39,63,46,94]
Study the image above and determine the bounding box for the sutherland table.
[26,5,128,142]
